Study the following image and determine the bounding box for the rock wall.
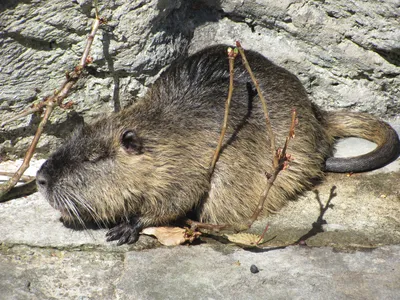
[0,0,399,158]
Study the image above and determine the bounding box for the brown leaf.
[225,233,263,247]
[141,227,200,246]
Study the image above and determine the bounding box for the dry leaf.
[225,233,263,247]
[141,227,200,246]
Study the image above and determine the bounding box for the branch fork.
[193,42,299,244]
[0,11,105,201]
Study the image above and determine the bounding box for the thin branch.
[246,108,297,227]
[1,104,44,128]
[0,101,55,199]
[191,43,298,236]
[0,12,104,201]
[256,223,269,244]
[235,41,278,168]
[1,13,103,128]
[0,179,37,203]
[0,172,35,183]
[94,0,99,19]
[209,47,238,175]
[79,17,101,69]
[185,219,233,233]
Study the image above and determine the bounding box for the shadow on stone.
[295,185,337,244]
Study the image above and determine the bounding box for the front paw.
[106,219,143,245]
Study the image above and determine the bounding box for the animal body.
[36,45,400,244]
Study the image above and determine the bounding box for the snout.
[36,160,59,209]
[36,160,53,193]
[36,170,49,190]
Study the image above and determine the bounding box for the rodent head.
[37,102,212,228]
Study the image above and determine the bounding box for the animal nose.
[36,171,49,189]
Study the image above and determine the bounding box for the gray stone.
[0,245,123,299]
[1,0,399,157]
[1,242,399,299]
[114,245,400,300]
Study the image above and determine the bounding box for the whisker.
[64,188,107,229]
[55,188,85,229]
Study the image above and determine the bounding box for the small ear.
[121,130,143,154]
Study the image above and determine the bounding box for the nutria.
[36,45,400,245]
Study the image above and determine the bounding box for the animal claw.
[106,219,142,245]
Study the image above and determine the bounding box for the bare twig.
[79,17,101,69]
[246,108,297,227]
[0,101,55,200]
[94,0,99,19]
[1,104,44,128]
[235,41,278,167]
[185,219,234,233]
[0,179,37,203]
[0,172,35,183]
[256,223,269,244]
[0,12,104,201]
[209,47,238,174]
[195,43,298,237]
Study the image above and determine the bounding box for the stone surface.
[0,245,123,299]
[1,0,399,158]
[0,239,399,299]
[115,245,400,300]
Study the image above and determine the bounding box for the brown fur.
[36,45,400,244]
